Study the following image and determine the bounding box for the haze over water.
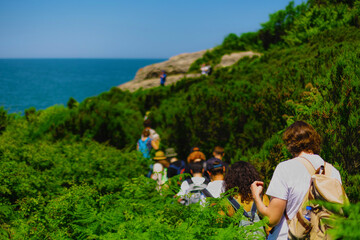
[0,59,164,114]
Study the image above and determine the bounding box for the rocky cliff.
[118,50,261,92]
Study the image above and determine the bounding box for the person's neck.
[298,151,314,157]
[214,155,222,160]
[192,173,203,178]
[211,175,224,181]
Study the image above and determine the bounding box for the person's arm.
[251,181,287,227]
[151,139,159,150]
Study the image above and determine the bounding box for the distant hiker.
[144,111,151,121]
[142,119,160,150]
[166,148,186,179]
[201,63,208,75]
[200,63,212,76]
[224,161,270,237]
[160,70,167,86]
[151,162,168,191]
[137,129,157,159]
[251,121,346,240]
[176,161,209,205]
[202,158,226,199]
[210,146,225,161]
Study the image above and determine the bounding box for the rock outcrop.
[133,49,208,82]
[217,51,261,68]
[118,73,200,92]
[118,50,261,92]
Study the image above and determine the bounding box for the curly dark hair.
[283,121,322,157]
[224,161,261,203]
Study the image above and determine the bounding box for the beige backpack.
[286,157,348,240]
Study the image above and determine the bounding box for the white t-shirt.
[200,180,224,206]
[205,180,225,198]
[177,177,206,197]
[266,153,342,240]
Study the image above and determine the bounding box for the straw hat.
[153,150,167,160]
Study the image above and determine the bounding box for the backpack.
[168,160,186,176]
[138,137,152,159]
[286,157,349,240]
[228,196,266,238]
[183,178,210,205]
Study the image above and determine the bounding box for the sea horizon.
[0,58,166,114]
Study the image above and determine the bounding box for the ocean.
[0,59,165,114]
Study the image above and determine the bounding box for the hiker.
[142,119,160,150]
[201,63,208,75]
[151,162,168,191]
[160,70,167,86]
[202,158,226,198]
[204,146,228,179]
[166,148,186,179]
[137,129,158,159]
[176,161,209,205]
[187,149,206,163]
[153,150,170,168]
[146,150,170,181]
[185,149,206,178]
[250,121,344,240]
[224,161,270,237]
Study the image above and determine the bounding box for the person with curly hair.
[251,121,343,240]
[224,161,270,217]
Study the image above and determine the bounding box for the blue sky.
[0,0,304,59]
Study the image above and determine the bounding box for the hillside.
[1,0,360,239]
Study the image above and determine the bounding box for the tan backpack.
[286,157,348,240]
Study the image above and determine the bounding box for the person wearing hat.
[151,163,168,191]
[166,148,186,179]
[153,150,170,168]
[203,158,226,198]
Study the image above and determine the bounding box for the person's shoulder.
[277,157,304,168]
[272,158,305,178]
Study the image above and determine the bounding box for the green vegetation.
[1,0,360,239]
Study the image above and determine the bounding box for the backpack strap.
[227,196,253,220]
[201,188,214,198]
[227,196,241,211]
[296,157,317,176]
[297,156,332,177]
[249,201,257,222]
[203,178,210,185]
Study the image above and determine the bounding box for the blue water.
[0,59,165,114]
